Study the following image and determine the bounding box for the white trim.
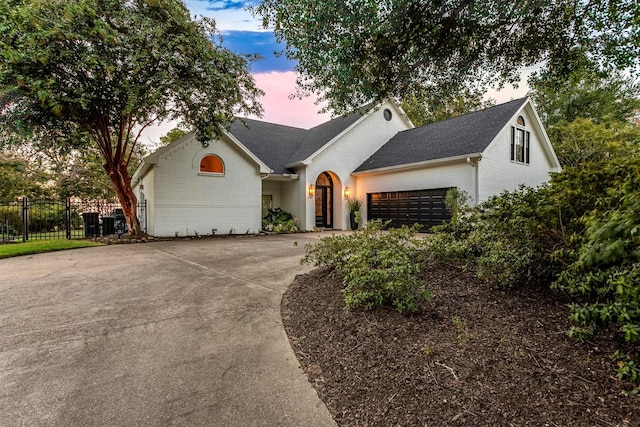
[286,100,413,168]
[352,153,483,176]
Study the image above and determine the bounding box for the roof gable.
[354,97,529,173]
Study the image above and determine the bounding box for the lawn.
[0,239,103,259]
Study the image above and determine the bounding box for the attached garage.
[367,188,453,231]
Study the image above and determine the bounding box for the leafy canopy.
[0,0,263,232]
[253,0,640,114]
[528,67,640,167]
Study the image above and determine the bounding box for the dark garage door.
[367,188,453,231]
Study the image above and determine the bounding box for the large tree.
[528,67,640,167]
[253,0,639,114]
[401,87,495,127]
[0,0,263,234]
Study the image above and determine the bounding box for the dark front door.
[315,172,333,228]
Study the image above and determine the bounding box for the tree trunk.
[105,161,141,235]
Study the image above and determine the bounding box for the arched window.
[511,116,530,165]
[199,154,224,174]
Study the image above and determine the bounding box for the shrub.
[302,220,431,313]
[262,207,298,233]
[428,152,640,389]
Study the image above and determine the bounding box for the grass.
[0,239,104,259]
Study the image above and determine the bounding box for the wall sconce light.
[308,184,315,198]
[343,186,350,199]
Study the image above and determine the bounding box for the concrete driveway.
[0,234,337,426]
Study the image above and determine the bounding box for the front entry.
[315,172,333,228]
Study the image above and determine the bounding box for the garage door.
[367,188,453,231]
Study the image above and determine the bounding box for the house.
[132,97,560,236]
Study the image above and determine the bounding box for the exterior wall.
[478,106,557,203]
[262,180,282,213]
[148,134,262,236]
[356,162,476,223]
[135,168,155,235]
[304,101,412,230]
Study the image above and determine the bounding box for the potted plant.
[345,197,363,230]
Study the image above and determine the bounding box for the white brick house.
[132,98,560,236]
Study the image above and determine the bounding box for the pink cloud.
[247,71,331,129]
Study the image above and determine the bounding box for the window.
[199,154,224,174]
[510,119,530,165]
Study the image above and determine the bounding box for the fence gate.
[0,198,147,242]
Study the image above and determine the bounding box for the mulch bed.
[282,262,639,426]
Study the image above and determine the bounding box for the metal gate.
[0,198,147,242]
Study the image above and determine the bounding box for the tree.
[528,68,640,167]
[528,68,640,128]
[253,0,639,114]
[160,127,189,145]
[0,152,48,201]
[0,0,263,234]
[401,87,495,127]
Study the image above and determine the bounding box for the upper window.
[200,154,224,174]
[511,119,530,165]
[383,108,393,121]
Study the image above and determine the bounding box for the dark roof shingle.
[354,97,528,173]
[228,107,370,174]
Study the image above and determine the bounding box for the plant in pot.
[345,197,363,230]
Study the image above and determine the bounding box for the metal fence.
[0,198,146,242]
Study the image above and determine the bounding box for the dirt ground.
[282,262,639,426]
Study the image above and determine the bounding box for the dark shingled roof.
[228,107,371,174]
[354,97,528,173]
[228,119,306,174]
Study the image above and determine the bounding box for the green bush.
[302,220,431,313]
[428,153,640,388]
[429,186,552,286]
[552,155,640,348]
[262,207,298,233]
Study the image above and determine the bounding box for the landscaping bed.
[282,263,639,426]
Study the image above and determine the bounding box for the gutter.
[352,153,483,176]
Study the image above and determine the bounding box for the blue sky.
[184,1,292,74]
[141,1,528,143]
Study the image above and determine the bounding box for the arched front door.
[315,172,333,228]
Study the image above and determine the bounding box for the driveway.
[0,234,337,426]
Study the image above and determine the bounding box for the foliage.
[611,351,640,394]
[262,207,298,233]
[160,127,189,145]
[0,152,48,200]
[528,66,640,168]
[345,197,363,213]
[428,153,640,387]
[302,220,431,313]
[528,67,640,129]
[552,155,640,348]
[0,0,263,233]
[253,0,639,114]
[402,88,495,127]
[56,148,119,200]
[444,188,470,222]
[429,186,553,286]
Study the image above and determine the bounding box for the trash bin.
[82,212,100,237]
[111,208,127,235]
[102,216,115,235]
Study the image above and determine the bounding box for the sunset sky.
[141,0,529,144]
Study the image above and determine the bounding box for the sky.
[141,0,529,144]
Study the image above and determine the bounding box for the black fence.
[0,198,146,242]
